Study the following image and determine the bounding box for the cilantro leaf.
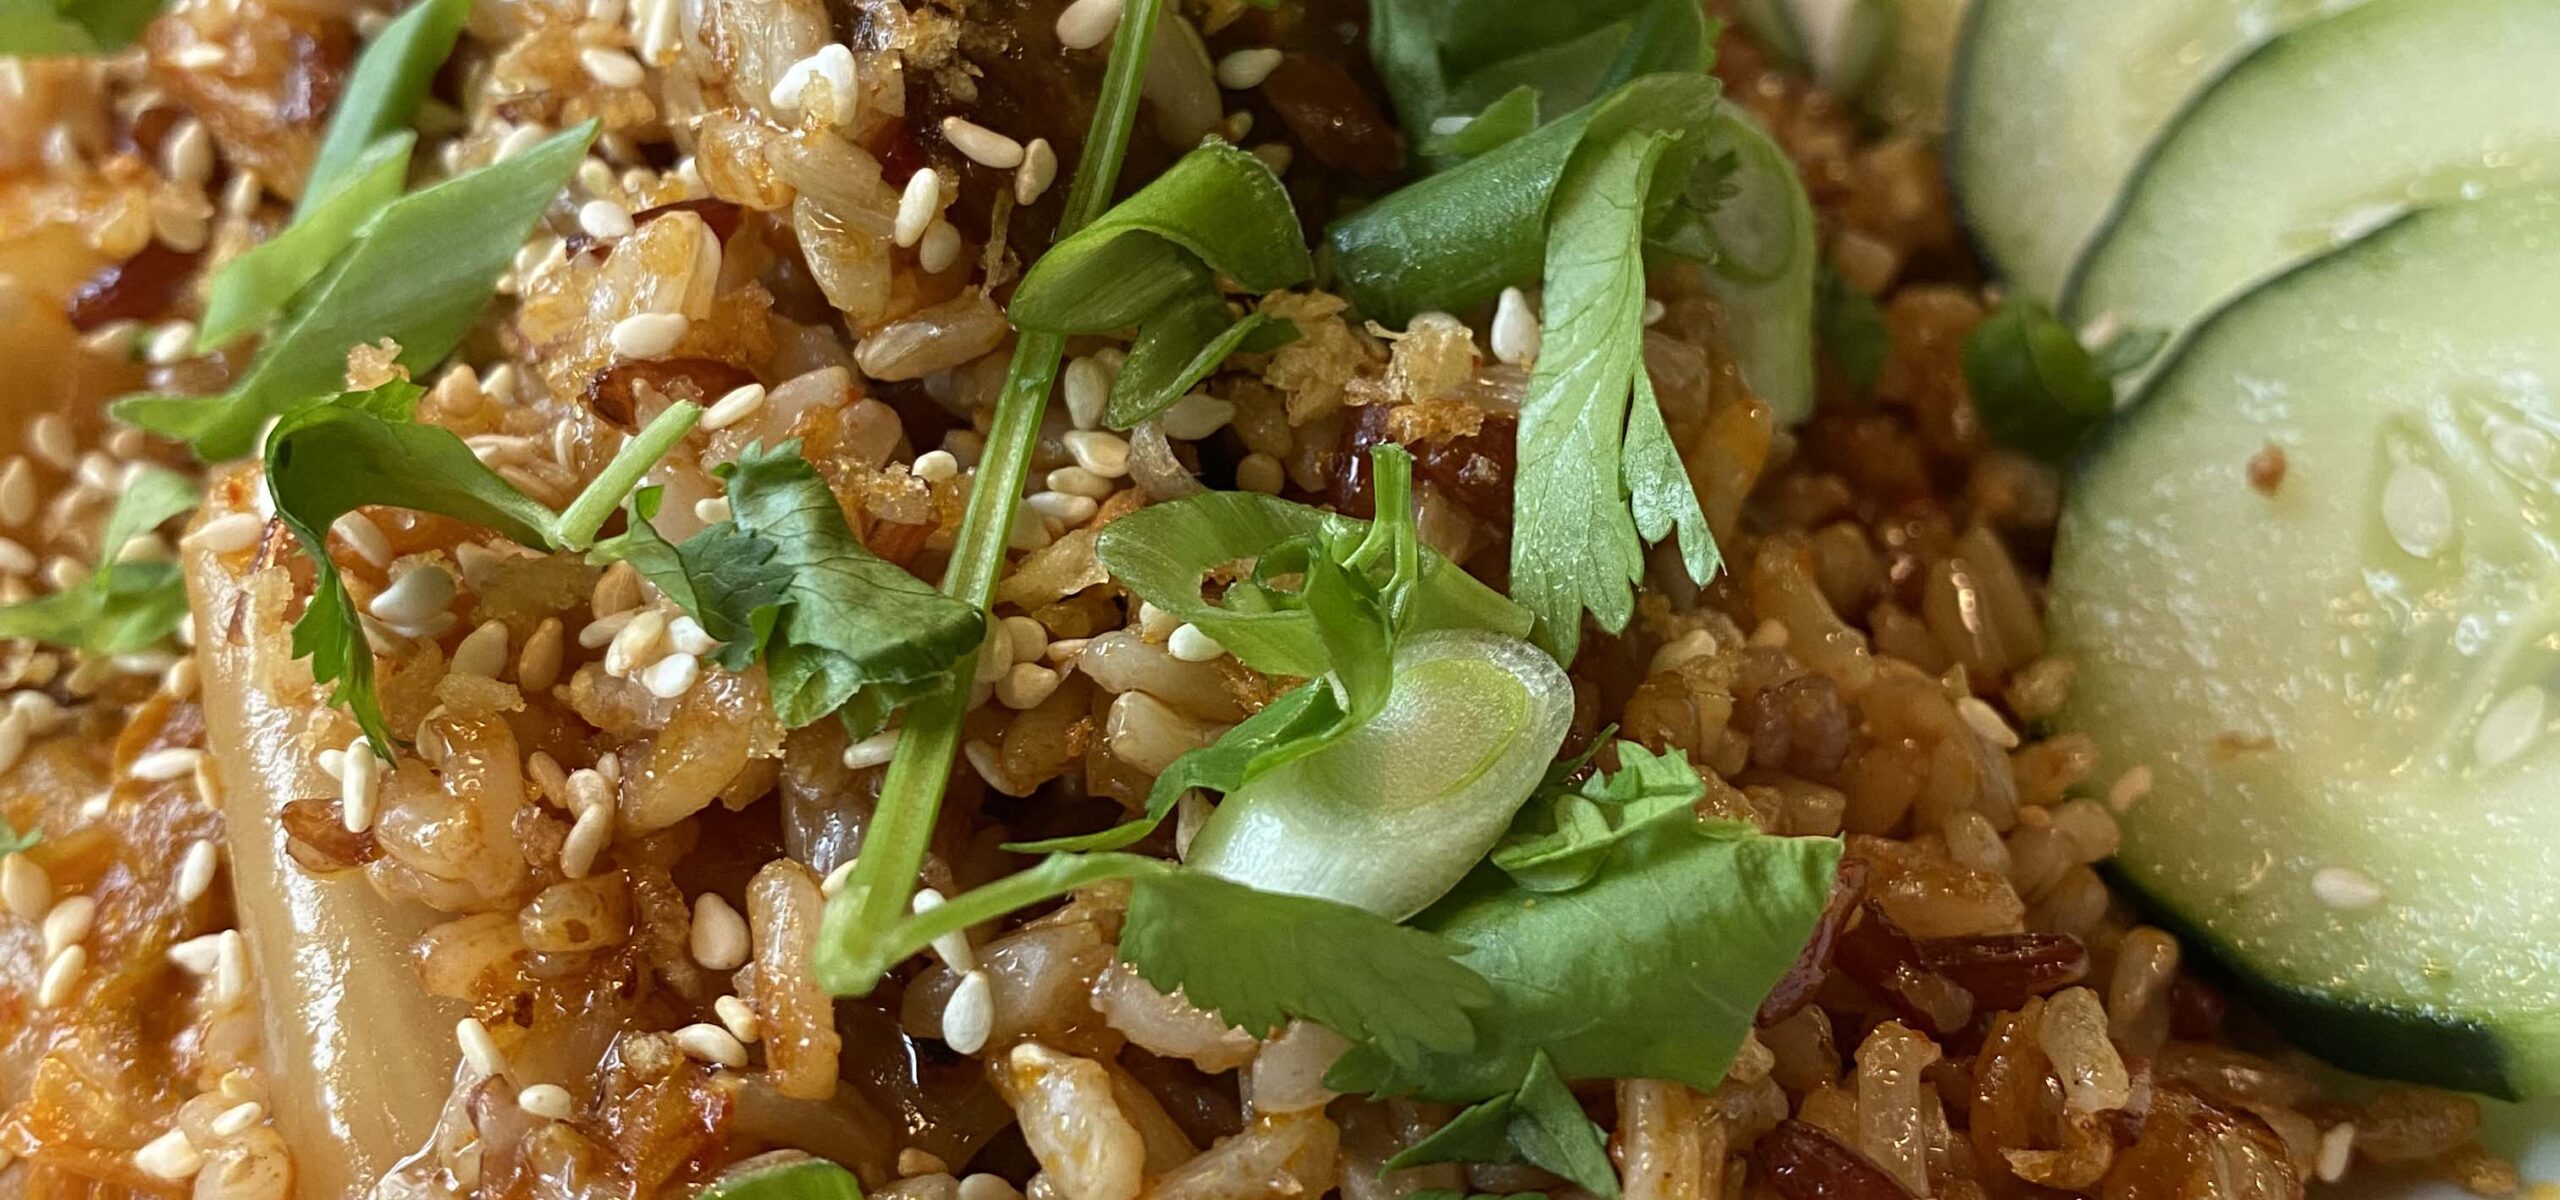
[697,1157,864,1200]
[1118,866,1495,1063]
[1962,298,2118,464]
[1384,1054,1617,1196]
[1370,0,1709,172]
[1331,819,1841,1101]
[300,0,469,211]
[1010,141,1314,427]
[1004,679,1338,854]
[598,443,984,733]
[1511,128,1717,661]
[1492,741,1704,892]
[0,466,197,655]
[118,120,598,460]
[0,820,41,857]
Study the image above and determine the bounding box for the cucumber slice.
[2061,0,2560,342]
[2050,189,2560,1099]
[1949,0,2368,304]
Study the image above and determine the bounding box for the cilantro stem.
[820,852,1168,991]
[552,401,701,550]
[819,0,1168,996]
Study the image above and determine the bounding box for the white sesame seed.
[3,852,46,922]
[495,122,550,161]
[941,116,1025,169]
[1955,696,2020,750]
[162,118,212,185]
[210,1100,265,1138]
[714,994,761,1042]
[0,457,33,525]
[41,895,93,957]
[701,382,768,430]
[370,563,456,629]
[2380,462,2453,559]
[577,198,635,239]
[1136,601,1179,640]
[667,615,719,656]
[210,930,248,1004]
[641,652,701,699]
[131,746,205,782]
[1044,465,1116,500]
[579,46,646,88]
[175,839,217,904]
[1015,137,1058,205]
[1642,297,1668,326]
[2311,866,2385,911]
[168,932,222,973]
[338,739,380,832]
[1492,286,1542,366]
[144,320,197,365]
[1044,637,1088,665]
[771,44,859,126]
[513,1083,574,1121]
[592,563,644,618]
[37,943,84,1008]
[1003,615,1050,662]
[1062,430,1131,478]
[170,44,223,69]
[691,495,732,525]
[1062,356,1111,430]
[2316,1124,2356,1183]
[604,609,668,677]
[333,512,394,568]
[997,662,1062,710]
[841,729,903,770]
[516,618,564,693]
[894,169,942,248]
[1215,47,1284,90]
[134,1128,203,1180]
[609,311,691,359]
[2474,684,2545,769]
[452,619,510,679]
[673,1022,749,1068]
[1249,142,1293,175]
[1159,393,1234,440]
[1649,628,1719,675]
[943,969,995,1054]
[27,414,74,470]
[1024,490,1098,524]
[562,804,613,879]
[1167,623,1226,663]
[456,1017,508,1077]
[820,859,858,897]
[960,1174,1028,1200]
[918,220,963,274]
[0,538,30,579]
[180,511,263,556]
[1055,0,1123,49]
[913,450,960,482]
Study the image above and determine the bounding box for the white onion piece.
[1183,630,1573,919]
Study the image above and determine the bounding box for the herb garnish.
[0,821,36,857]
[1008,140,1314,428]
[1386,1053,1618,1198]
[820,0,1170,997]
[1815,265,1891,396]
[697,1156,865,1200]
[1960,298,2168,463]
[1491,740,1705,892]
[594,445,984,734]
[0,466,197,655]
[119,120,600,460]
[0,0,162,53]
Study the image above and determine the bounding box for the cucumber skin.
[2106,866,2524,1100]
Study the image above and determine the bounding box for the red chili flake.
[1261,53,1405,177]
[1757,856,1870,1026]
[564,198,748,262]
[65,241,204,331]
[1756,1119,1918,1200]
[584,358,758,430]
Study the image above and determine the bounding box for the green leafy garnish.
[1491,741,1703,892]
[1386,1054,1619,1198]
[698,1155,865,1200]
[0,820,37,857]
[198,0,470,348]
[0,0,162,53]
[1009,141,1313,427]
[1961,297,2118,463]
[820,0,1169,993]
[119,120,599,460]
[264,391,701,749]
[596,444,985,733]
[1815,265,1891,396]
[1371,0,1709,170]
[1330,818,1841,1101]
[1514,126,1718,661]
[816,850,1495,1069]
[0,467,197,655]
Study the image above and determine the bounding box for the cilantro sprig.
[594,444,984,734]
[0,820,39,857]
[1962,298,2166,463]
[0,467,197,655]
